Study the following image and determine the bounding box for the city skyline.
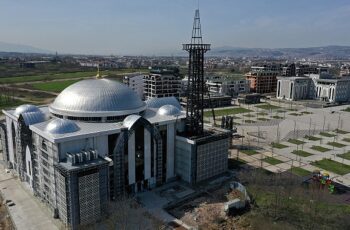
[1,0,350,55]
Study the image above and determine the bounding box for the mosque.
[0,75,230,228]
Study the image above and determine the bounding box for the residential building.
[144,67,181,99]
[205,76,250,97]
[123,73,145,99]
[340,65,350,77]
[245,64,281,93]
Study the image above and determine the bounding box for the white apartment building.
[123,74,145,99]
[206,76,250,97]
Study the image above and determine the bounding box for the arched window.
[11,122,17,163]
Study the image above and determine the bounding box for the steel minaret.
[183,9,211,136]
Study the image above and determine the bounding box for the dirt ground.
[0,196,14,230]
[168,185,244,229]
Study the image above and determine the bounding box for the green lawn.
[31,79,81,92]
[301,111,313,114]
[271,115,283,119]
[271,142,289,149]
[292,150,313,157]
[0,71,96,84]
[263,157,283,165]
[0,69,140,84]
[338,152,350,161]
[241,149,259,155]
[204,107,252,117]
[257,118,269,121]
[335,129,349,134]
[342,138,350,143]
[244,114,255,117]
[327,142,347,148]
[311,145,331,152]
[311,159,350,175]
[304,135,322,141]
[228,158,247,170]
[255,104,281,110]
[289,113,302,116]
[319,132,336,137]
[288,139,306,145]
[290,167,311,176]
[342,107,350,112]
[0,97,29,112]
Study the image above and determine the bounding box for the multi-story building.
[245,64,281,94]
[276,74,350,103]
[296,64,329,76]
[144,67,181,100]
[205,76,250,97]
[281,63,296,77]
[123,73,145,99]
[340,65,350,77]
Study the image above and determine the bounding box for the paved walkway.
[0,166,59,230]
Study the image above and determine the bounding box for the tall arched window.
[11,122,17,163]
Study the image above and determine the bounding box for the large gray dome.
[49,78,146,118]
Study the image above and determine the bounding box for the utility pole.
[309,118,312,136]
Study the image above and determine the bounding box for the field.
[0,69,141,85]
[339,152,350,161]
[236,170,350,230]
[272,115,283,119]
[30,79,81,92]
[319,132,336,137]
[255,103,280,110]
[327,142,347,148]
[305,135,322,141]
[311,145,331,152]
[271,142,289,149]
[311,159,350,175]
[292,150,313,157]
[263,157,283,165]
[290,167,311,176]
[0,97,31,112]
[240,149,258,155]
[204,107,252,117]
[288,139,305,145]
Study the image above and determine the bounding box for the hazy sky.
[1,0,350,55]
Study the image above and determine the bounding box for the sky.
[1,0,350,55]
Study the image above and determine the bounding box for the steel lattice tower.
[183,9,211,136]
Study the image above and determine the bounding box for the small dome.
[49,78,146,118]
[14,104,40,117]
[21,112,46,126]
[46,118,79,134]
[146,97,181,110]
[157,105,181,116]
[123,115,142,129]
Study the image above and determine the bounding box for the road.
[0,165,60,230]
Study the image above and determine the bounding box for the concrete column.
[166,123,175,180]
[144,129,151,179]
[128,133,135,185]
